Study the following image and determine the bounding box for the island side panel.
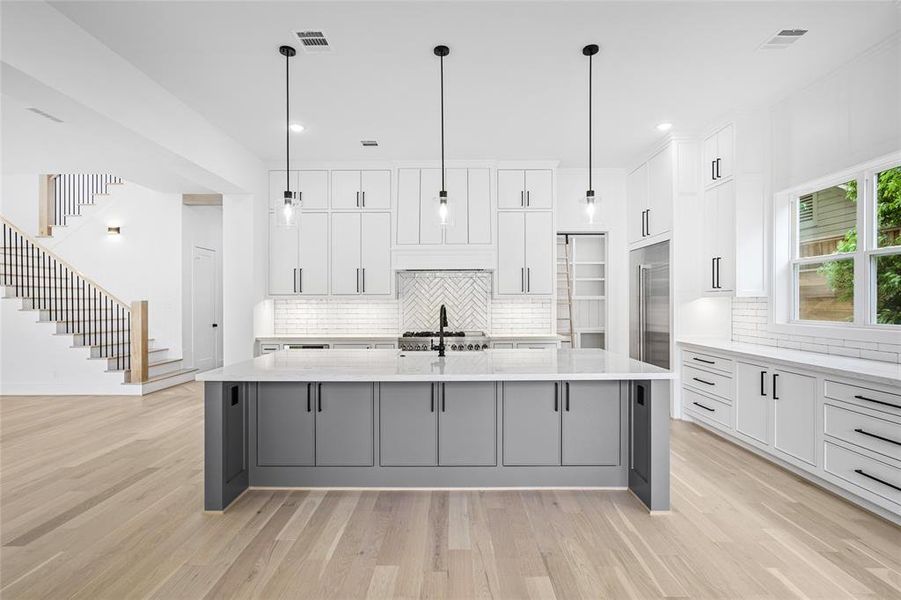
[204,381,249,511]
[628,379,671,511]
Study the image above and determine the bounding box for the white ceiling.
[50,1,900,168]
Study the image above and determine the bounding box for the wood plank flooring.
[1,381,899,599]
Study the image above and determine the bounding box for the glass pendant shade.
[436,190,454,228]
[278,190,298,228]
[584,189,597,225]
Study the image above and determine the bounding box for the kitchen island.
[198,349,675,512]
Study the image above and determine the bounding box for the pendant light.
[434,44,453,228]
[278,44,299,228]
[583,44,599,224]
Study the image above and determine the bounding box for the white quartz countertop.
[257,334,399,340]
[196,349,674,382]
[678,338,901,386]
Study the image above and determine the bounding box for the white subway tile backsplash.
[732,297,900,364]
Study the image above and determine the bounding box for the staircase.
[39,174,123,236]
[1,217,196,394]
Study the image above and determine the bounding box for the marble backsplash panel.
[398,271,491,332]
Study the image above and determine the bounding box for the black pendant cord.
[588,52,592,191]
[285,50,290,195]
[439,53,446,192]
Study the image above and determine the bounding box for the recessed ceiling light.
[656,122,672,132]
[289,123,304,133]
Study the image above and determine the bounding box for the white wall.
[555,168,628,355]
[182,204,223,370]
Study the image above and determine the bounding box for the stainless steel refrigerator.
[630,241,670,369]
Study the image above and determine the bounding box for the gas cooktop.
[398,331,489,351]
[402,331,467,338]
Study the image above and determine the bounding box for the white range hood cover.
[392,247,496,271]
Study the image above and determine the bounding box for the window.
[789,161,901,327]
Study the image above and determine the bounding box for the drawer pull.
[854,428,901,447]
[854,394,901,411]
[693,377,715,386]
[692,357,715,365]
[692,401,715,412]
[854,469,901,492]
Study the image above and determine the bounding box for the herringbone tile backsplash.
[398,271,491,332]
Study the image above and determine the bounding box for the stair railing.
[1,216,148,382]
[38,173,122,235]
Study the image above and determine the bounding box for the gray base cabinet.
[380,382,437,466]
[562,381,621,466]
[439,382,497,466]
[315,383,374,466]
[503,382,561,465]
[257,382,315,466]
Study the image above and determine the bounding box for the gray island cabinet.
[199,349,674,513]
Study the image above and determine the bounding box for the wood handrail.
[0,214,131,309]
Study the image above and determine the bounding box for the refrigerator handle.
[637,264,648,362]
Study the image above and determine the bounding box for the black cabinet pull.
[760,371,767,396]
[715,158,721,179]
[711,160,716,181]
[441,383,446,412]
[307,383,311,412]
[693,401,715,412]
[554,382,559,412]
[716,257,721,289]
[854,469,901,492]
[772,374,779,400]
[854,428,901,447]
[693,377,715,386]
[711,258,716,289]
[298,268,302,293]
[430,383,435,413]
[692,357,715,365]
[317,383,322,412]
[520,190,524,207]
[853,394,901,411]
[565,382,570,412]
[645,210,650,236]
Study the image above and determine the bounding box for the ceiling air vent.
[361,140,379,148]
[760,29,808,50]
[294,30,332,54]
[26,107,63,123]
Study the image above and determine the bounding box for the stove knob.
[482,344,488,350]
[467,344,474,350]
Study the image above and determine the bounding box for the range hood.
[391,247,496,271]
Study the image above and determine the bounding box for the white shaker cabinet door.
[360,213,391,295]
[627,163,649,245]
[419,169,444,245]
[734,361,770,446]
[268,212,299,295]
[497,170,525,209]
[298,170,329,210]
[360,170,391,210]
[773,369,817,466]
[714,180,735,292]
[647,147,673,236]
[298,212,329,295]
[703,133,718,186]
[330,212,361,294]
[524,170,553,209]
[497,211,525,294]
[443,168,470,245]
[396,169,421,245]
[524,211,554,294]
[468,168,492,244]
[716,124,734,181]
[331,170,361,209]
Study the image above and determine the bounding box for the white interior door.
[524,211,554,294]
[192,246,219,372]
[361,213,391,294]
[331,212,362,294]
[497,212,525,294]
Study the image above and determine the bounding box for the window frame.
[771,151,901,342]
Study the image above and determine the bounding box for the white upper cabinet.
[627,163,649,245]
[497,211,553,295]
[298,171,329,210]
[330,170,391,209]
[647,147,673,237]
[397,167,493,246]
[330,212,391,295]
[498,169,552,209]
[330,213,362,294]
[268,211,299,295]
[298,212,329,294]
[703,123,734,187]
[702,180,735,293]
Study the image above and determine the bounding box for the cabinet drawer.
[824,404,901,461]
[683,350,733,375]
[259,343,281,354]
[824,441,901,507]
[684,388,733,430]
[683,365,734,402]
[824,380,901,416]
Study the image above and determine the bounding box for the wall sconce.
[107,226,121,235]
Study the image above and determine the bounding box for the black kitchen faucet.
[432,304,448,357]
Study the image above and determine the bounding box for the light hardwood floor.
[1,382,899,599]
